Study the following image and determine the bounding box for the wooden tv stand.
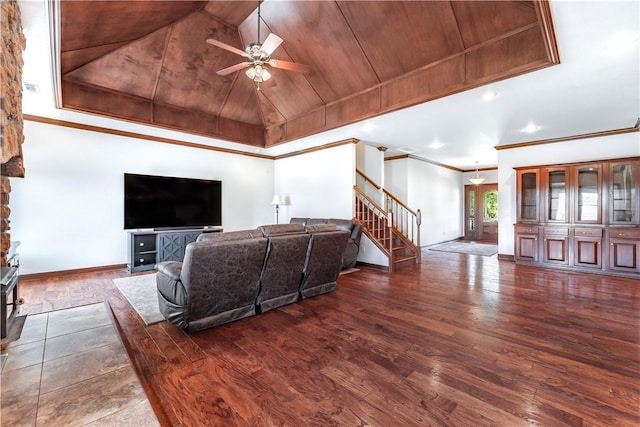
[127,227,223,273]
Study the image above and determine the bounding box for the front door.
[465,184,499,242]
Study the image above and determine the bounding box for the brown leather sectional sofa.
[155,223,349,332]
[290,218,363,269]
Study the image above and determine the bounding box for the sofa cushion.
[257,233,311,312]
[328,218,355,232]
[181,238,267,331]
[306,218,329,226]
[289,217,308,226]
[259,223,306,236]
[305,224,337,233]
[196,229,262,242]
[300,230,349,299]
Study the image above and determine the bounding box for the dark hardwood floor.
[18,250,640,426]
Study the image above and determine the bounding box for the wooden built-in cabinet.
[514,157,639,277]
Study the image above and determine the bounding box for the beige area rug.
[114,268,358,325]
[112,274,165,325]
[427,241,498,257]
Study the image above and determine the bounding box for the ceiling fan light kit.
[246,64,271,82]
[205,1,308,88]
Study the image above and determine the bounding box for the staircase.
[353,175,421,272]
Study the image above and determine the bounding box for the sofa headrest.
[305,224,337,233]
[306,218,329,226]
[289,217,309,226]
[328,218,354,231]
[196,229,262,242]
[259,223,306,236]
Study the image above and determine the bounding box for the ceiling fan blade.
[260,33,283,56]
[217,62,251,76]
[268,59,310,73]
[206,38,248,58]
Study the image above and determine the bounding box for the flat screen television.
[124,173,222,230]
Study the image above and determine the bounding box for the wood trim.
[534,0,560,65]
[24,115,275,160]
[353,261,389,272]
[19,263,127,282]
[498,253,515,262]
[513,156,639,171]
[495,123,640,151]
[384,154,409,162]
[462,167,498,173]
[274,138,359,160]
[24,115,360,161]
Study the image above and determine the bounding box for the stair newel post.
[416,209,422,264]
[387,195,394,271]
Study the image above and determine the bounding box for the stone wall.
[1,0,26,266]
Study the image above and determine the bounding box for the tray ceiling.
[59,0,558,149]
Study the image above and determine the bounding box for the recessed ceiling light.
[362,121,375,132]
[521,122,541,133]
[482,91,498,101]
[429,140,444,149]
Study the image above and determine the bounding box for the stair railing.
[355,168,384,207]
[383,189,421,263]
[353,186,392,255]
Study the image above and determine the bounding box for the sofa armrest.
[156,261,182,281]
[350,223,363,246]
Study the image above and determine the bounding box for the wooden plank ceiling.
[59,0,558,148]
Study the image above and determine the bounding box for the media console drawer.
[127,228,223,273]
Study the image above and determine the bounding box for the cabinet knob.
[140,258,144,263]
[139,242,145,246]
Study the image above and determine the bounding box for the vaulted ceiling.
[59,1,558,150]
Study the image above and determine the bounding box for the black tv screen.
[124,173,222,229]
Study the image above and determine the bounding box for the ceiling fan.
[206,2,309,88]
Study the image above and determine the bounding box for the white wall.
[407,159,463,245]
[461,169,498,185]
[385,157,463,246]
[497,132,640,256]
[274,143,355,223]
[10,121,275,274]
[384,157,409,203]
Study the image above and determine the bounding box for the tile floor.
[0,303,159,426]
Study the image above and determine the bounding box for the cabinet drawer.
[133,234,156,252]
[544,227,569,236]
[134,252,156,267]
[574,228,603,238]
[609,228,640,239]
[515,225,539,234]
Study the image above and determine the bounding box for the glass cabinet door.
[574,163,602,223]
[546,168,568,222]
[517,169,539,222]
[609,160,639,224]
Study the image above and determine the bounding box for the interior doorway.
[464,184,498,242]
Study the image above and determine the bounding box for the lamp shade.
[271,195,281,205]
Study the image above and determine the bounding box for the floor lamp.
[271,195,281,224]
